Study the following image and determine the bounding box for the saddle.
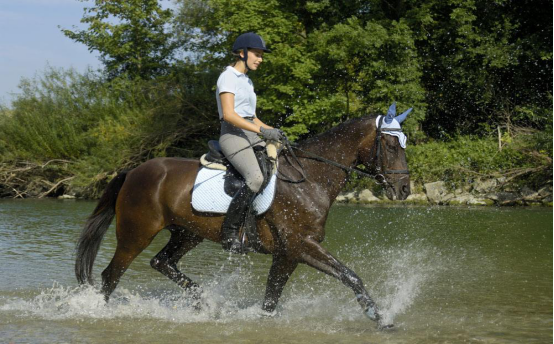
[197,140,280,253]
[200,140,278,197]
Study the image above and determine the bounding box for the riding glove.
[260,127,284,141]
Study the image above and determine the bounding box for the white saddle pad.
[191,168,277,214]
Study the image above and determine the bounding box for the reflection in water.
[0,200,552,343]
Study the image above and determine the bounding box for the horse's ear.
[395,107,412,124]
[385,102,396,124]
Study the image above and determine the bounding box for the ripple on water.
[0,202,551,343]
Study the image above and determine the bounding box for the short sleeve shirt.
[216,66,256,119]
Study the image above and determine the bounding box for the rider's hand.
[260,127,284,141]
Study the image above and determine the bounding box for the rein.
[277,117,409,184]
[283,144,379,182]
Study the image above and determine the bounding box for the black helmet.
[232,32,271,53]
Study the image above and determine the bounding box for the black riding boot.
[221,184,256,253]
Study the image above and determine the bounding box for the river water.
[0,199,551,343]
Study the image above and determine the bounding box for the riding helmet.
[232,32,271,54]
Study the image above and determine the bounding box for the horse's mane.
[295,116,377,152]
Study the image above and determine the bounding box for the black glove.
[260,127,284,141]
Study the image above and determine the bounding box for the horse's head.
[359,103,411,200]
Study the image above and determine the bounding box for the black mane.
[295,116,377,154]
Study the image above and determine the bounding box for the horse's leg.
[100,219,161,301]
[101,240,153,301]
[262,253,298,313]
[299,238,384,325]
[150,227,203,296]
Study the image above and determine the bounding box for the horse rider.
[216,32,284,253]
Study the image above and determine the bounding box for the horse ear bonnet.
[395,108,412,124]
[385,102,396,124]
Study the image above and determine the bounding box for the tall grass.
[0,66,218,191]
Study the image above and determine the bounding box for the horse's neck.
[290,117,375,200]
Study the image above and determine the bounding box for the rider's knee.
[246,174,264,193]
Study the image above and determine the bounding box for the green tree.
[400,0,552,137]
[175,0,427,139]
[61,0,178,79]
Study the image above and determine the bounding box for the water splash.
[341,237,448,327]
[0,268,271,324]
[376,247,437,325]
[2,279,372,337]
[0,244,447,331]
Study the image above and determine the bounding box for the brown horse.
[75,112,411,328]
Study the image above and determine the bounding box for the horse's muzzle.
[384,177,410,201]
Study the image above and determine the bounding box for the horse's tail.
[75,171,128,285]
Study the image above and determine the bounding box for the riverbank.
[57,179,553,207]
[337,179,553,206]
[2,172,552,207]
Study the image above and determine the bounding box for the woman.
[216,32,283,253]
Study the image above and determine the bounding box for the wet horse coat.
[75,114,411,327]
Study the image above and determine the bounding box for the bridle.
[277,117,410,185]
[372,116,410,181]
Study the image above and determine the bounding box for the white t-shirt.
[216,66,257,120]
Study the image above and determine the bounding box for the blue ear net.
[395,108,412,124]
[385,102,396,124]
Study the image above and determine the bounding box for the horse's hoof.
[364,306,380,322]
[191,300,202,312]
[260,309,277,318]
[378,323,395,331]
[222,239,247,255]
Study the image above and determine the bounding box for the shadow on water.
[0,199,552,343]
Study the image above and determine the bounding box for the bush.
[0,66,219,196]
[344,129,552,194]
[0,68,101,161]
[406,132,551,188]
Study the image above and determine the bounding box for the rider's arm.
[220,92,261,133]
[253,117,273,130]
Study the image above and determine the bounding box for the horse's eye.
[385,144,396,153]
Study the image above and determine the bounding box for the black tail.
[75,171,128,285]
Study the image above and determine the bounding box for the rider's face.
[245,49,264,70]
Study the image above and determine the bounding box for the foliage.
[344,124,552,193]
[1,0,552,197]
[61,0,178,79]
[402,0,553,137]
[175,0,427,140]
[406,131,552,188]
[175,0,551,142]
[0,66,217,192]
[0,67,105,161]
